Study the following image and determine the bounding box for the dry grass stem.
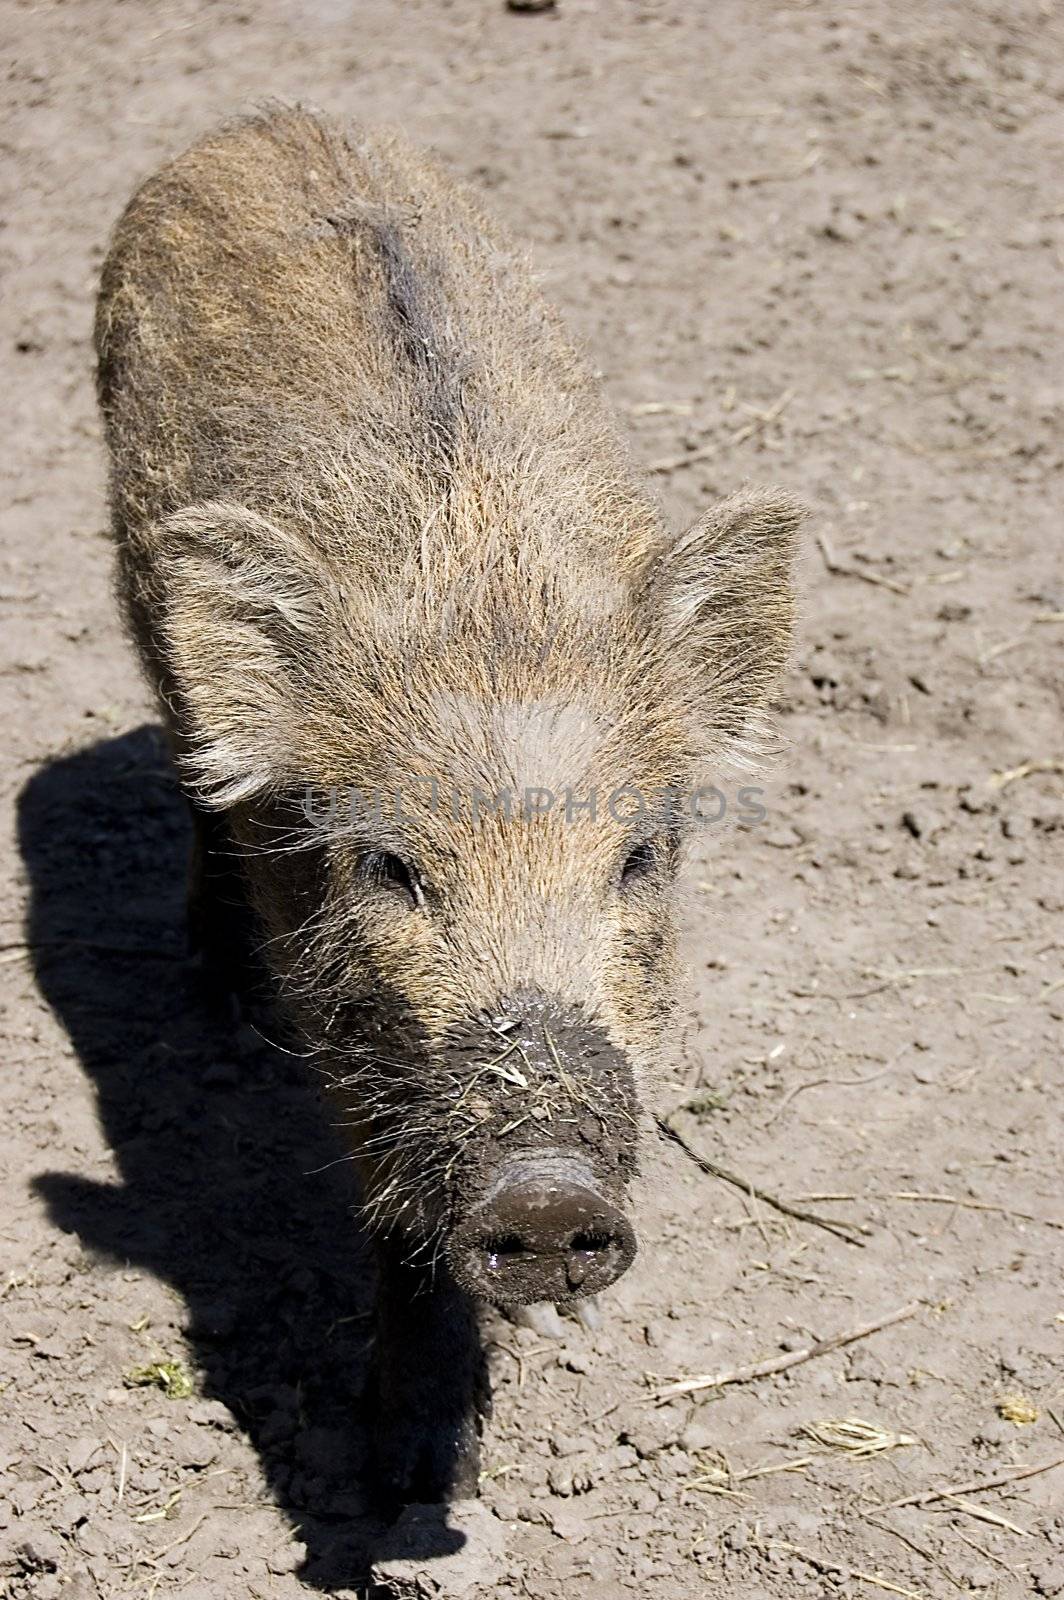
[816,531,911,596]
[648,387,794,473]
[978,635,1026,667]
[628,400,693,416]
[729,387,795,446]
[885,1192,1063,1231]
[685,1452,817,1494]
[151,1511,210,1560]
[885,1453,1064,1510]
[989,758,1064,791]
[863,1519,967,1593]
[765,1540,926,1600]
[940,1493,1029,1537]
[734,148,822,185]
[801,1417,917,1456]
[862,965,968,986]
[767,1050,905,1126]
[651,1301,920,1402]
[655,1115,868,1245]
[949,1526,1017,1576]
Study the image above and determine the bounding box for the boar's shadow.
[18,725,469,1590]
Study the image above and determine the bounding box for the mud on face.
[310,981,640,1307]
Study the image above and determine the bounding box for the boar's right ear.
[156,502,327,808]
[642,487,805,751]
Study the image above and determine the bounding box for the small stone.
[962,1562,996,1590]
[172,1425,218,1469]
[550,1430,585,1458]
[974,1420,1011,1448]
[847,1349,884,1384]
[62,1577,98,1600]
[16,1528,65,1570]
[547,1458,594,1496]
[680,1416,717,1453]
[956,787,985,815]
[936,310,969,350]
[631,1553,671,1580]
[373,1501,507,1592]
[506,0,555,9]
[77,1521,118,1559]
[949,55,987,83]
[188,1399,235,1431]
[629,1482,661,1512]
[1007,220,1050,250]
[809,651,845,688]
[548,1505,589,1543]
[1033,1558,1064,1596]
[823,211,862,244]
[266,1541,307,1575]
[32,1333,72,1361]
[620,1410,682,1459]
[54,1494,90,1533]
[67,1438,102,1475]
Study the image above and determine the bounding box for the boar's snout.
[450,1152,636,1306]
[437,992,640,1306]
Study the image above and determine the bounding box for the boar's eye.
[618,828,682,892]
[362,850,425,910]
[619,838,656,891]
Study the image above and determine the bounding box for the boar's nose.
[451,1154,636,1306]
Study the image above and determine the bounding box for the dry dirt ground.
[3,1,1064,1596]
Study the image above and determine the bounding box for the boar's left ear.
[156,501,329,808]
[642,486,806,746]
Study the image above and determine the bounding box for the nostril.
[569,1230,613,1255]
[480,1232,529,1264]
[565,1226,624,1290]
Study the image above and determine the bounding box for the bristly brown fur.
[94,103,804,1239]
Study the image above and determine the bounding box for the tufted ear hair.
[641,487,806,750]
[155,501,330,807]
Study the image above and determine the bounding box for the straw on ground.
[650,1301,921,1402]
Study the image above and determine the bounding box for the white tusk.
[573,1295,602,1332]
[513,1303,566,1339]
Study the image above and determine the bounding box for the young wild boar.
[94,105,802,1503]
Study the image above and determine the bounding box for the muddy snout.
[439,994,640,1305]
[450,1154,636,1306]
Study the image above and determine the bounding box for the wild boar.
[94,105,802,1503]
